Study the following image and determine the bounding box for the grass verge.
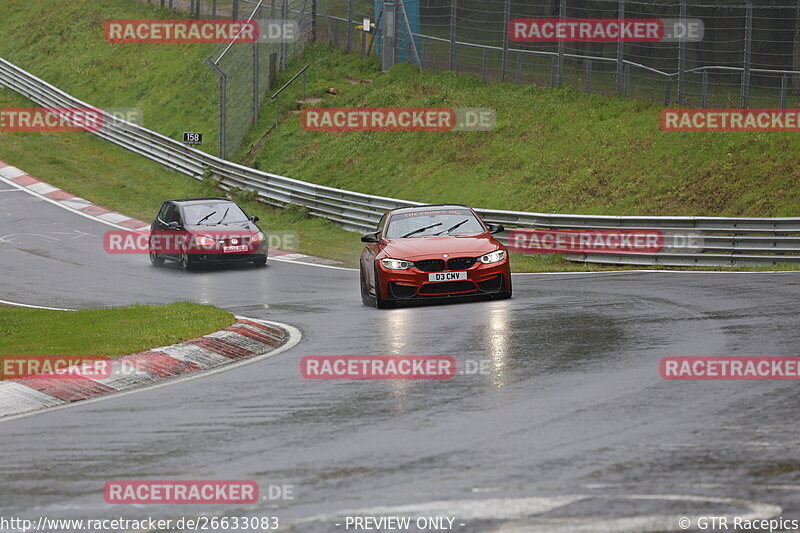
[0,302,234,378]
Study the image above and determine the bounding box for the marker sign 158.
[183,132,202,145]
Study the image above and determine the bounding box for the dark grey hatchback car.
[149,198,268,270]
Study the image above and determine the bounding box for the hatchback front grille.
[217,235,251,246]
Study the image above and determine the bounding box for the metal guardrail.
[1,56,799,267]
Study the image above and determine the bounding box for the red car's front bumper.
[376,259,511,300]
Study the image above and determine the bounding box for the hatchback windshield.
[182,203,249,225]
[385,208,485,238]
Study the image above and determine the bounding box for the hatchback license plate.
[428,271,467,282]
[223,245,248,253]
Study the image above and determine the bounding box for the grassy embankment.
[0,0,798,271]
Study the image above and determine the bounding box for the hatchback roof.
[388,204,470,214]
[168,197,231,205]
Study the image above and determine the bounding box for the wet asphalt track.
[3,182,800,532]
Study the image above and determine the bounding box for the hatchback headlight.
[381,258,413,270]
[479,250,506,264]
[195,235,215,247]
[251,231,265,243]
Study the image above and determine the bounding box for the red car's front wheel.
[371,264,395,309]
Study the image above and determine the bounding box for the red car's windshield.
[385,208,485,239]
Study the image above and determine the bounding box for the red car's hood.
[382,234,500,260]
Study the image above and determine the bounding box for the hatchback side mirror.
[487,223,504,234]
[250,216,260,223]
[167,221,180,229]
[361,232,380,243]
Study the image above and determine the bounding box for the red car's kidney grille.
[446,257,476,270]
[414,259,446,272]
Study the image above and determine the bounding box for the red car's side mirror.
[487,223,504,234]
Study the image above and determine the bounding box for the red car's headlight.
[479,250,506,264]
[381,258,413,270]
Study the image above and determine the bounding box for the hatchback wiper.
[217,207,230,224]
[402,222,442,238]
[435,219,469,235]
[196,211,217,225]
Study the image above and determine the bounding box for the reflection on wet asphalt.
[2,190,800,530]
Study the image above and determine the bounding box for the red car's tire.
[493,275,512,300]
[360,266,374,306]
[373,264,395,309]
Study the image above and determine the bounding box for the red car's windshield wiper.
[401,222,442,238]
[434,218,470,235]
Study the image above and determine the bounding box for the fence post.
[781,74,788,108]
[556,0,565,87]
[212,0,216,19]
[347,0,353,52]
[206,59,227,159]
[501,0,510,80]
[616,0,625,94]
[233,0,239,19]
[550,56,558,87]
[268,51,277,90]
[515,54,522,83]
[169,0,173,9]
[678,1,686,104]
[624,64,630,96]
[311,0,317,41]
[701,70,708,107]
[585,59,592,91]
[195,0,200,18]
[253,40,259,125]
[664,77,672,106]
[482,49,488,81]
[280,0,288,70]
[741,2,752,107]
[449,0,457,71]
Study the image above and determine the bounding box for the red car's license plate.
[428,271,467,282]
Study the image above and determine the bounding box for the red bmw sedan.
[360,205,512,308]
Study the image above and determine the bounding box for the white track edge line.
[0,299,75,311]
[0,175,132,230]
